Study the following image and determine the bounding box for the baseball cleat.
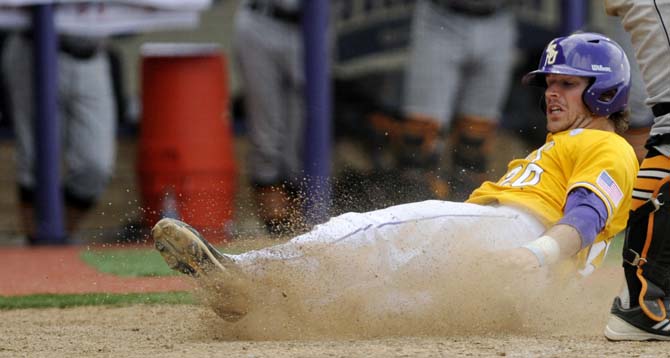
[152,218,233,277]
[153,218,250,322]
[604,297,670,341]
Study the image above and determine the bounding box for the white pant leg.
[1,34,115,202]
[61,52,116,202]
[2,35,37,190]
[603,16,655,128]
[461,10,517,120]
[235,200,545,281]
[233,6,304,184]
[231,200,545,322]
[403,1,464,124]
[605,0,670,136]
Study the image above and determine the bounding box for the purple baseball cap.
[523,32,631,117]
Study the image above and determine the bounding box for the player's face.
[544,74,592,133]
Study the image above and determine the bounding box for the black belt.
[653,103,670,117]
[429,0,499,17]
[247,0,302,24]
[20,32,101,60]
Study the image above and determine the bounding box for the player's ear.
[599,89,617,103]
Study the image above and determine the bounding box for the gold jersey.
[467,128,639,273]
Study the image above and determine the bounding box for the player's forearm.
[521,224,582,267]
[522,187,609,266]
[543,224,583,260]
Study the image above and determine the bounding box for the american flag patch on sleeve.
[596,170,623,207]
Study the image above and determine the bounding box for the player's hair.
[595,83,630,135]
[609,109,630,135]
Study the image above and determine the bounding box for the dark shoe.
[255,184,304,235]
[604,296,670,341]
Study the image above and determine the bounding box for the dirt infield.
[2,246,670,356]
[1,304,669,357]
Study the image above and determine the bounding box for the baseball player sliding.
[152,33,638,327]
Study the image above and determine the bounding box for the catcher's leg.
[605,149,670,341]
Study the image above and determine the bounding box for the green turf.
[0,292,194,310]
[79,248,178,277]
[79,240,274,277]
[603,232,624,266]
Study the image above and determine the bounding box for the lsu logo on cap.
[545,41,559,65]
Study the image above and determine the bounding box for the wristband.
[522,235,560,267]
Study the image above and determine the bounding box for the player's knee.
[65,164,113,206]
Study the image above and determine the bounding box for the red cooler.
[138,43,236,243]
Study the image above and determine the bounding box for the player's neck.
[565,114,615,133]
[582,115,616,133]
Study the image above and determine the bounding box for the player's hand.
[482,248,547,307]
[495,247,543,273]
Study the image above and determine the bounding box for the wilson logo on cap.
[591,64,612,72]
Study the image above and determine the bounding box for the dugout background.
[0,0,622,244]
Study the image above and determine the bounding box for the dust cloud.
[191,238,623,341]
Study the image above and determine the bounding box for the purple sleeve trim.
[557,187,609,249]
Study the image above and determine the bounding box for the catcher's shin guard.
[369,113,442,168]
[369,113,450,198]
[623,151,670,321]
[450,116,497,200]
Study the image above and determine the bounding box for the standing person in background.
[602,0,670,341]
[1,32,116,244]
[402,0,517,201]
[233,0,305,235]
